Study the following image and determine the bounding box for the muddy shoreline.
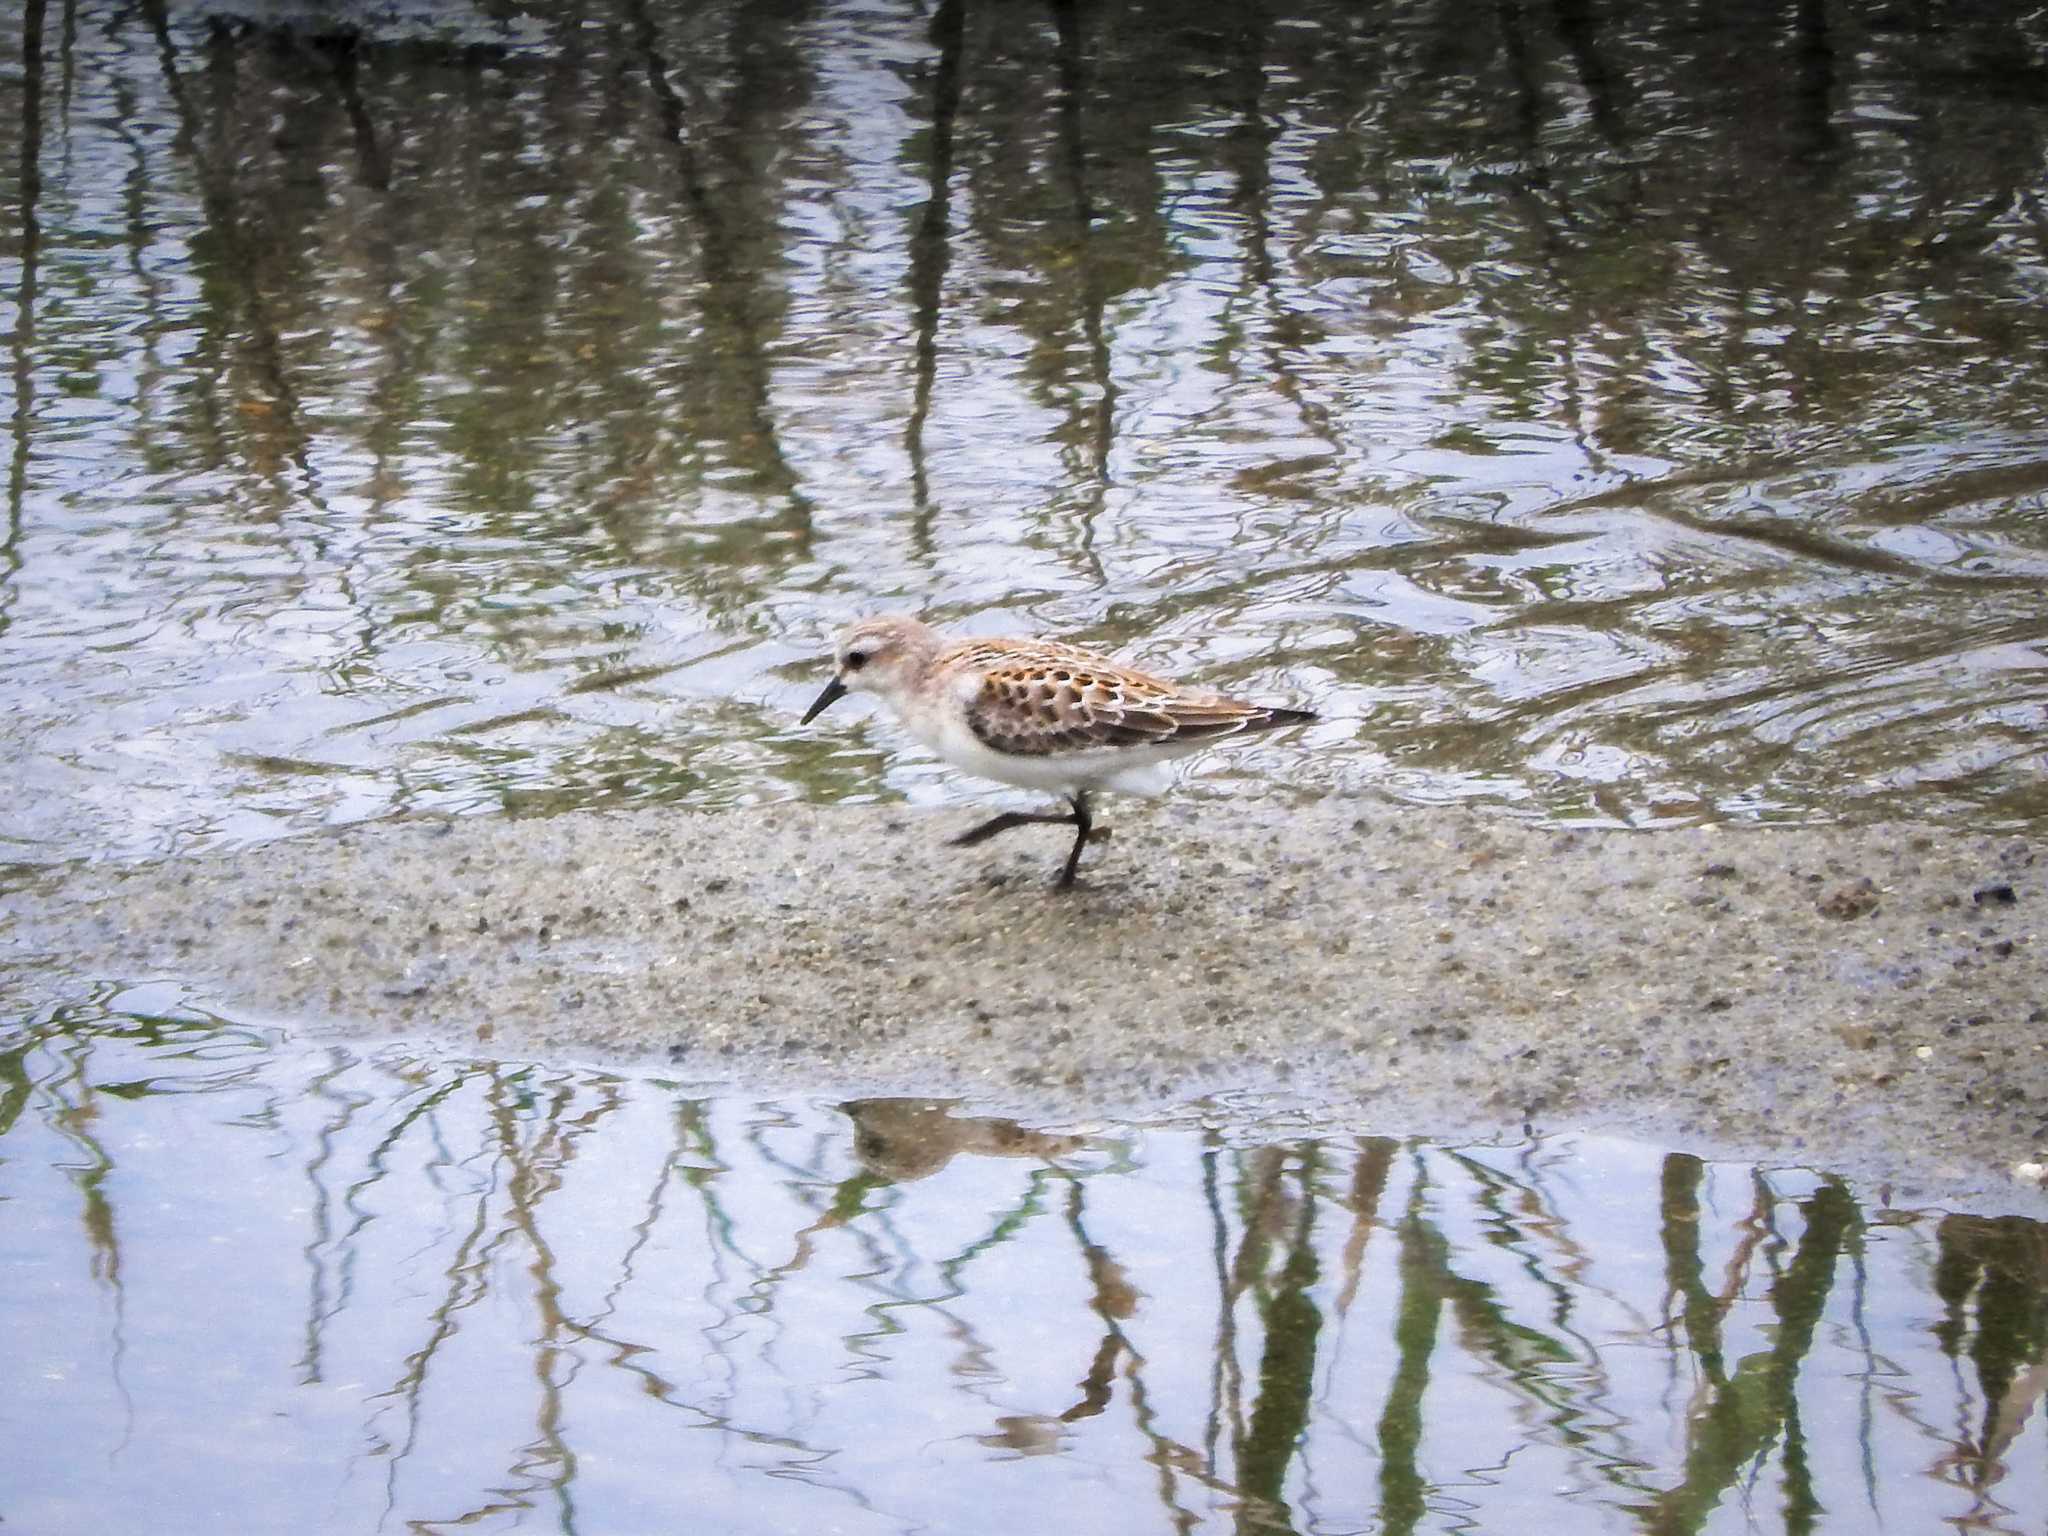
[5,796,2044,1208]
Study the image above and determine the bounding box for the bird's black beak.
[800,674,848,725]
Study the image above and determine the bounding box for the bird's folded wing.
[964,661,1269,756]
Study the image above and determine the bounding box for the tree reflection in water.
[4,0,2048,860]
[1,1004,2042,1533]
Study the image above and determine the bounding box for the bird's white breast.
[882,665,1178,796]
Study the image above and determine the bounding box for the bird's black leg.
[951,792,1110,888]
[949,808,1074,848]
[1057,791,1096,890]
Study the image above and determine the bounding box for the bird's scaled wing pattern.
[950,639,1282,758]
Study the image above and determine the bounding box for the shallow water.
[6,6,2048,1529]
[4,0,2048,865]
[4,996,2045,1536]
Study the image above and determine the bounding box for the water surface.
[6,7,2048,1529]
[5,998,2045,1535]
[3,0,2048,863]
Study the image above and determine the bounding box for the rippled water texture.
[2,0,2047,863]
[2,1001,2043,1535]
[6,12,2048,1530]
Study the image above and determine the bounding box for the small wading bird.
[799,615,1318,888]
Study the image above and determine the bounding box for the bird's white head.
[800,614,940,724]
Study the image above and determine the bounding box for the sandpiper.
[799,614,1317,888]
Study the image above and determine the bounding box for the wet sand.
[6,796,2044,1207]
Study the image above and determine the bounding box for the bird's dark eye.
[845,649,869,671]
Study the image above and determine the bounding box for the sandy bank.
[5,797,2044,1206]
